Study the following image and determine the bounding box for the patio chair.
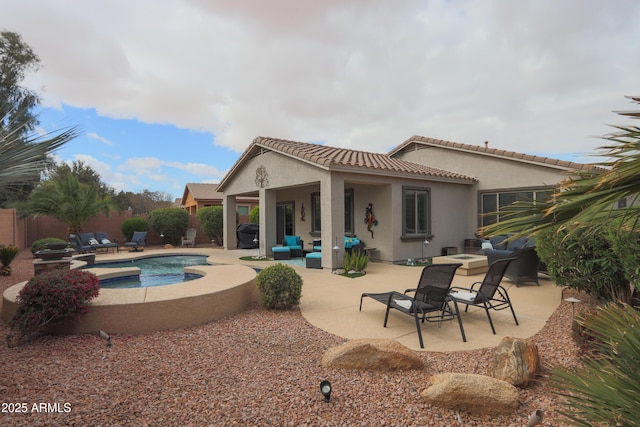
[94,232,119,253]
[124,231,147,252]
[448,257,518,334]
[282,235,303,257]
[68,234,95,254]
[359,263,465,348]
[181,228,197,247]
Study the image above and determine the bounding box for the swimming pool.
[95,255,210,288]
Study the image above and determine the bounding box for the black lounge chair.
[69,234,95,254]
[76,232,119,254]
[359,263,465,348]
[124,231,147,252]
[448,257,518,334]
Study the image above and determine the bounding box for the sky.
[2,0,639,200]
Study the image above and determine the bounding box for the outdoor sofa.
[483,235,540,286]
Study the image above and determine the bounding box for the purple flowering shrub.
[11,269,100,340]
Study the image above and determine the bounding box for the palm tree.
[480,95,640,238]
[16,173,115,233]
[0,117,78,197]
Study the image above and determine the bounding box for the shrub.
[608,226,640,293]
[10,269,100,341]
[256,264,303,310]
[121,217,149,241]
[30,237,68,256]
[343,251,369,272]
[0,244,19,276]
[536,225,630,302]
[249,206,259,224]
[148,207,188,245]
[196,206,223,244]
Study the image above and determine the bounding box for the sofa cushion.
[506,238,528,251]
[489,235,508,250]
[284,235,300,246]
[483,249,514,258]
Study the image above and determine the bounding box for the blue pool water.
[95,255,210,289]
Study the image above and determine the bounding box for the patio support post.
[222,195,237,249]
[260,188,277,257]
[321,175,345,271]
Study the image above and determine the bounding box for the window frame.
[479,187,554,227]
[401,186,431,240]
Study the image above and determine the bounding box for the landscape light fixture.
[332,239,340,274]
[421,236,430,261]
[253,233,259,243]
[564,297,581,319]
[99,330,112,347]
[320,380,332,402]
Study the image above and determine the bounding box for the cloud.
[86,132,113,146]
[6,0,640,159]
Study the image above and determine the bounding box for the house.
[217,135,598,270]
[181,183,258,222]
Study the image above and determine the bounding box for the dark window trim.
[401,185,431,239]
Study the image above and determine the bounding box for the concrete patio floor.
[86,246,562,352]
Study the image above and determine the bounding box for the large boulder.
[492,336,540,388]
[420,373,519,415]
[321,339,423,371]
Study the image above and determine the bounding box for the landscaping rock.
[321,339,423,371]
[492,336,540,387]
[420,372,519,415]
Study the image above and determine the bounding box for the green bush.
[536,225,630,302]
[256,264,303,310]
[343,250,369,272]
[10,269,100,342]
[120,217,149,241]
[148,207,188,246]
[608,226,640,293]
[0,244,19,276]
[30,237,68,256]
[249,206,259,224]
[196,206,223,245]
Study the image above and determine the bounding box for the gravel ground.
[1,249,590,426]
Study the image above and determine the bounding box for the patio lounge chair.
[94,232,119,253]
[181,228,197,247]
[68,234,95,254]
[448,257,518,334]
[124,231,147,252]
[77,232,119,254]
[359,263,465,348]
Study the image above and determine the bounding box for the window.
[237,205,249,215]
[344,189,354,235]
[311,192,322,233]
[403,187,430,237]
[480,189,553,226]
[310,190,355,234]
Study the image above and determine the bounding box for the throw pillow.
[101,238,111,244]
[89,238,99,246]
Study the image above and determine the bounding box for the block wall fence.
[0,209,219,250]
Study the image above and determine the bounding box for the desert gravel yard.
[1,249,588,426]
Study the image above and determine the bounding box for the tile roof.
[218,137,476,190]
[183,183,223,201]
[388,135,601,172]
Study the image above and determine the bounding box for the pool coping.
[1,252,259,334]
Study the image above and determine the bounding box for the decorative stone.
[33,259,72,276]
[420,373,519,415]
[321,339,423,371]
[492,336,540,388]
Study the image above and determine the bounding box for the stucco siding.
[395,145,569,190]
